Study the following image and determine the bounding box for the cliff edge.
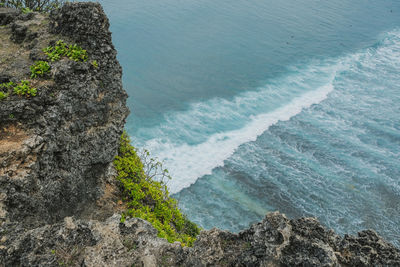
[0,3,129,227]
[0,3,399,266]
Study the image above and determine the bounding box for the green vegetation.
[30,61,50,78]
[43,40,67,61]
[0,40,91,101]
[13,80,37,97]
[0,91,9,100]
[114,132,200,247]
[21,6,33,13]
[67,44,88,62]
[0,0,65,12]
[43,40,88,62]
[0,80,37,100]
[0,81,15,91]
[91,60,98,68]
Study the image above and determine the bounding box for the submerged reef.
[0,2,399,266]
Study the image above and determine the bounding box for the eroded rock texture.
[0,2,129,227]
[0,3,399,267]
[2,212,399,266]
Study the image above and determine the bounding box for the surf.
[133,60,351,193]
[131,29,400,194]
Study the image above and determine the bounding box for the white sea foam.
[143,78,337,193]
[136,30,400,194]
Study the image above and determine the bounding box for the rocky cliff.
[0,3,129,227]
[0,3,399,266]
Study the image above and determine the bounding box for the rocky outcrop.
[2,212,399,266]
[1,3,399,267]
[0,2,129,227]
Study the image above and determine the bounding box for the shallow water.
[96,0,400,246]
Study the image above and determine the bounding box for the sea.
[95,0,400,246]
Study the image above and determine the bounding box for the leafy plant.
[91,60,98,68]
[0,91,9,100]
[43,40,68,61]
[13,80,37,97]
[30,60,50,78]
[114,132,200,247]
[43,40,87,62]
[0,81,15,90]
[0,81,15,100]
[21,6,33,13]
[67,44,88,62]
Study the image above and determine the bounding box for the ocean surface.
[96,0,400,246]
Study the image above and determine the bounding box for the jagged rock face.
[1,212,399,266]
[0,3,129,226]
[0,8,20,26]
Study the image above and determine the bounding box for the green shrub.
[21,6,33,13]
[43,40,67,61]
[13,80,37,97]
[91,60,99,68]
[0,82,15,100]
[30,61,50,78]
[0,81,15,90]
[114,132,200,247]
[0,91,9,100]
[67,44,88,62]
[0,0,65,12]
[43,40,87,62]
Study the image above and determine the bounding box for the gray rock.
[0,74,11,83]
[0,8,20,25]
[1,212,399,266]
[10,22,28,43]
[0,2,129,227]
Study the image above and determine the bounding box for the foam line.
[144,82,335,193]
[139,30,400,194]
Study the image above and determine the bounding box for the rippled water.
[95,0,400,246]
[175,32,400,246]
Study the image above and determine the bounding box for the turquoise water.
[97,0,400,246]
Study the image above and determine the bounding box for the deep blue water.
[96,0,400,246]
